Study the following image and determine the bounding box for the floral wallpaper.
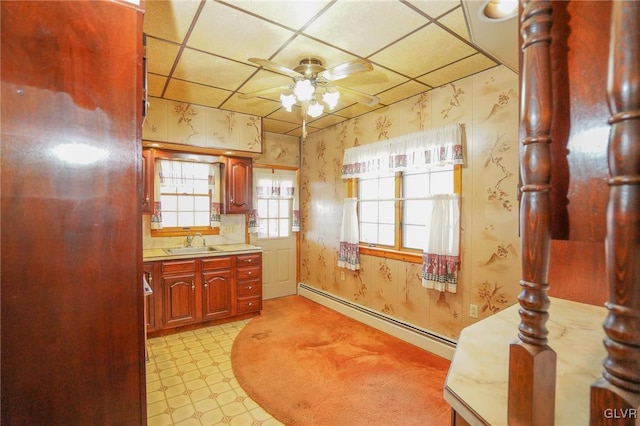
[143,97,262,153]
[300,65,520,340]
[254,132,300,167]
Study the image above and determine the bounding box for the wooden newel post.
[590,1,640,425]
[508,1,556,424]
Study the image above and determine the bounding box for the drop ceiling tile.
[226,0,332,31]
[270,35,359,74]
[143,0,201,43]
[406,0,462,19]
[262,118,301,135]
[164,79,232,108]
[239,70,293,100]
[377,80,432,105]
[333,66,408,98]
[303,0,428,57]
[438,8,471,41]
[173,48,256,90]
[266,106,305,124]
[221,94,282,117]
[418,53,497,88]
[334,103,383,119]
[146,38,180,76]
[370,24,478,77]
[187,1,296,64]
[308,113,347,129]
[147,73,168,97]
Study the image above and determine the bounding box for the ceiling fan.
[239,57,380,138]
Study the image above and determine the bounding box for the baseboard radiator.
[297,283,456,360]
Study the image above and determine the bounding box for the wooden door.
[202,269,233,320]
[225,157,252,214]
[1,1,146,424]
[162,273,198,328]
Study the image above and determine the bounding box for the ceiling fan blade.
[319,59,373,81]
[337,86,380,107]
[248,58,303,79]
[238,85,291,99]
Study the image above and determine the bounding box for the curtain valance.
[341,123,465,179]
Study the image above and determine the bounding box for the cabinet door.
[202,269,233,320]
[162,273,197,328]
[141,148,154,213]
[143,262,157,332]
[225,157,252,214]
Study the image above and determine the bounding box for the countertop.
[444,297,607,426]
[143,244,262,262]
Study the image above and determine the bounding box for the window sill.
[359,245,422,264]
[151,227,220,238]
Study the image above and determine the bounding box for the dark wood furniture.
[224,156,253,214]
[1,1,146,424]
[508,1,639,424]
[145,252,262,337]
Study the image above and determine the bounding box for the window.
[158,159,211,228]
[253,169,297,239]
[149,149,222,236]
[256,198,292,238]
[357,165,458,258]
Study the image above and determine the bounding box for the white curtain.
[421,194,460,293]
[338,198,360,270]
[209,164,221,229]
[341,124,465,179]
[150,160,164,230]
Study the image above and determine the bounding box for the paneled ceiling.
[144,0,517,137]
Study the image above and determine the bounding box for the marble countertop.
[444,297,607,426]
[143,244,262,262]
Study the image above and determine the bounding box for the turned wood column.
[590,1,640,424]
[508,1,556,425]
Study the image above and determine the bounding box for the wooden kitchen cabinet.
[223,156,252,214]
[149,252,262,336]
[161,260,198,328]
[201,257,233,320]
[141,148,154,214]
[236,253,262,314]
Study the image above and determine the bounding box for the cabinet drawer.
[237,266,261,280]
[236,253,261,267]
[162,259,196,274]
[237,278,261,298]
[202,256,232,271]
[237,296,261,314]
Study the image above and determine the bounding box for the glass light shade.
[280,93,296,112]
[307,101,324,118]
[294,79,314,101]
[322,90,340,109]
[482,0,518,20]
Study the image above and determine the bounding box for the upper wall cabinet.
[143,97,262,154]
[223,157,252,214]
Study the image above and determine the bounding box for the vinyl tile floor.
[145,319,284,426]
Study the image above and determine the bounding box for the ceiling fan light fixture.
[307,101,324,118]
[323,90,340,110]
[280,93,296,112]
[294,79,314,101]
[481,0,518,21]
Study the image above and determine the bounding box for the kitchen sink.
[164,246,219,255]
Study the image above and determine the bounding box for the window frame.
[149,149,223,238]
[352,165,462,263]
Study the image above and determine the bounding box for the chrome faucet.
[186,232,204,247]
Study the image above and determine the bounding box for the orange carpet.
[231,295,451,426]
